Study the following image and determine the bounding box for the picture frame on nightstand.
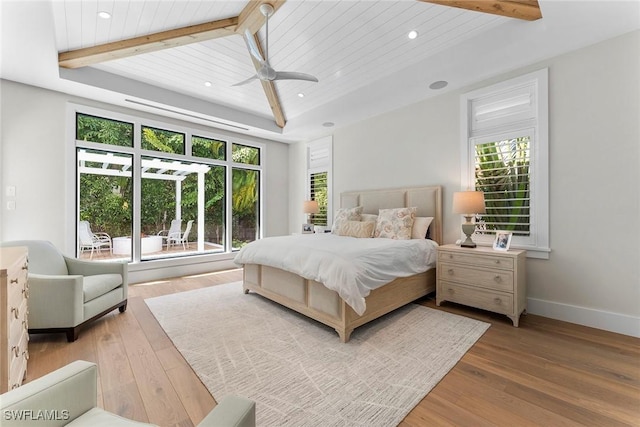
[301,223,313,234]
[493,230,512,251]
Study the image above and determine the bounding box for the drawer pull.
[494,297,502,304]
[10,278,18,284]
[495,260,501,264]
[448,254,453,259]
[494,275,502,283]
[447,269,454,275]
[23,350,29,360]
[11,307,19,319]
[22,263,28,270]
[11,383,20,390]
[447,288,455,294]
[12,346,19,358]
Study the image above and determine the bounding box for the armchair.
[0,360,256,427]
[0,240,127,342]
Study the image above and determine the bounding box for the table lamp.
[452,191,486,248]
[303,200,319,224]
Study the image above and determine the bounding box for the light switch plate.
[7,201,16,210]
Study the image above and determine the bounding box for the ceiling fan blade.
[244,29,264,63]
[232,74,259,86]
[273,71,319,83]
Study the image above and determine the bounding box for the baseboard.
[527,298,640,338]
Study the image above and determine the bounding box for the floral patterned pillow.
[331,206,363,233]
[374,207,417,239]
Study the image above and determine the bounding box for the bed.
[236,185,442,342]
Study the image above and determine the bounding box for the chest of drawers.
[1,246,29,392]
[436,244,526,327]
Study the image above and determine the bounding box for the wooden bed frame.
[242,185,442,342]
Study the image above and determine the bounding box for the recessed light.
[98,11,111,19]
[429,80,448,90]
[204,81,212,87]
[322,122,334,128]
[408,30,418,40]
[298,93,305,98]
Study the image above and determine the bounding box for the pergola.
[78,150,211,253]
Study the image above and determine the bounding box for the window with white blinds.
[461,69,549,258]
[307,137,332,227]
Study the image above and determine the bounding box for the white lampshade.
[452,191,486,215]
[303,200,319,214]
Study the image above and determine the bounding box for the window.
[307,137,332,227]
[461,69,549,258]
[72,106,262,262]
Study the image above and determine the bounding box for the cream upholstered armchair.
[0,240,127,342]
[0,360,256,427]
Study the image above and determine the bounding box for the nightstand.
[436,244,526,326]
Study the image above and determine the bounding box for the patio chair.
[158,219,181,249]
[167,219,193,250]
[78,220,112,259]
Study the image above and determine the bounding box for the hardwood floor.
[26,269,640,426]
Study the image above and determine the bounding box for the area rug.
[145,282,489,426]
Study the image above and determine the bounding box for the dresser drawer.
[439,251,514,270]
[439,281,514,315]
[439,262,514,292]
[9,298,28,343]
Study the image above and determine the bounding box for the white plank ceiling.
[2,1,638,142]
[51,0,504,123]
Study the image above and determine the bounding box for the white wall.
[289,31,640,337]
[0,81,289,280]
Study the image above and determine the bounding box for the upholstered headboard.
[340,186,442,244]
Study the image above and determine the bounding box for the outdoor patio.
[78,241,224,261]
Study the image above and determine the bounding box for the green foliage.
[232,144,260,165]
[141,126,184,154]
[475,137,530,236]
[192,136,226,160]
[77,113,133,147]
[79,174,131,237]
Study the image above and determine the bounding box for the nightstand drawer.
[439,281,513,315]
[438,251,514,270]
[440,262,513,292]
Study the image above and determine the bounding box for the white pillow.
[331,206,363,233]
[338,220,376,238]
[374,207,417,240]
[412,217,434,239]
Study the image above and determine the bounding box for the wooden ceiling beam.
[418,0,542,21]
[249,33,286,128]
[59,17,238,69]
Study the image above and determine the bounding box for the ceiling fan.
[233,3,319,87]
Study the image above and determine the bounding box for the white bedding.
[233,234,438,315]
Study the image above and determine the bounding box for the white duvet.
[233,234,438,315]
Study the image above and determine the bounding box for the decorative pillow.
[412,216,434,239]
[331,206,363,233]
[374,207,417,239]
[338,220,376,238]
[360,213,378,223]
